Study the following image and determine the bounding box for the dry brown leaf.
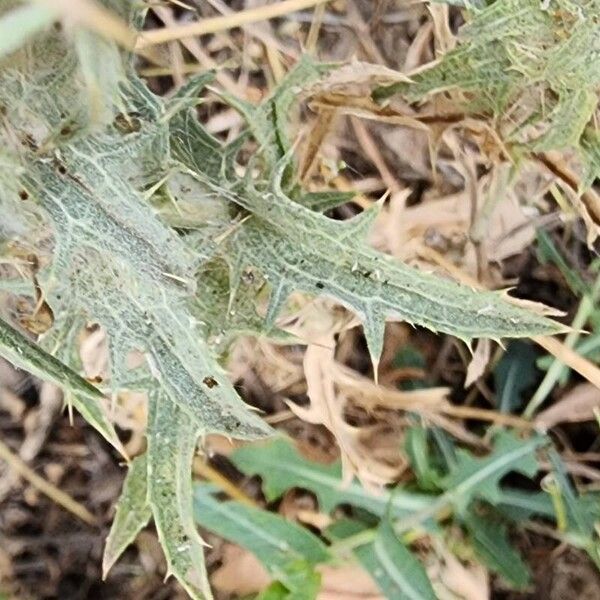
[371,180,537,282]
[533,335,600,393]
[212,545,271,596]
[300,107,337,181]
[465,338,491,388]
[288,330,383,487]
[535,383,600,430]
[80,326,109,382]
[429,546,490,600]
[331,361,448,412]
[317,562,384,599]
[537,151,600,246]
[312,60,412,95]
[428,3,456,54]
[281,301,407,488]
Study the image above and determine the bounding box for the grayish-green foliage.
[102,454,151,577]
[0,316,120,450]
[0,0,580,598]
[374,0,600,192]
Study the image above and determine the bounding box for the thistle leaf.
[147,393,212,600]
[185,154,566,366]
[103,454,152,578]
[0,316,121,451]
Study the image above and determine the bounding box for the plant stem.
[525,273,600,418]
[0,437,98,526]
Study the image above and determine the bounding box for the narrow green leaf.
[231,438,434,518]
[536,229,589,297]
[0,316,120,451]
[464,511,530,589]
[496,489,556,521]
[103,454,152,577]
[548,450,600,539]
[193,483,330,572]
[493,341,539,413]
[327,517,436,600]
[404,427,442,491]
[147,393,211,600]
[370,520,436,600]
[329,519,436,600]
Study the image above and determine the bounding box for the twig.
[0,437,98,526]
[305,2,326,53]
[193,457,258,508]
[138,0,332,48]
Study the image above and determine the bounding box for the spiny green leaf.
[0,14,270,440]
[219,55,332,167]
[103,454,152,578]
[299,190,356,213]
[464,511,531,589]
[72,261,270,438]
[231,437,434,518]
[194,483,328,593]
[147,393,211,600]
[529,89,597,152]
[192,258,289,352]
[189,154,566,366]
[0,316,121,451]
[373,0,600,159]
